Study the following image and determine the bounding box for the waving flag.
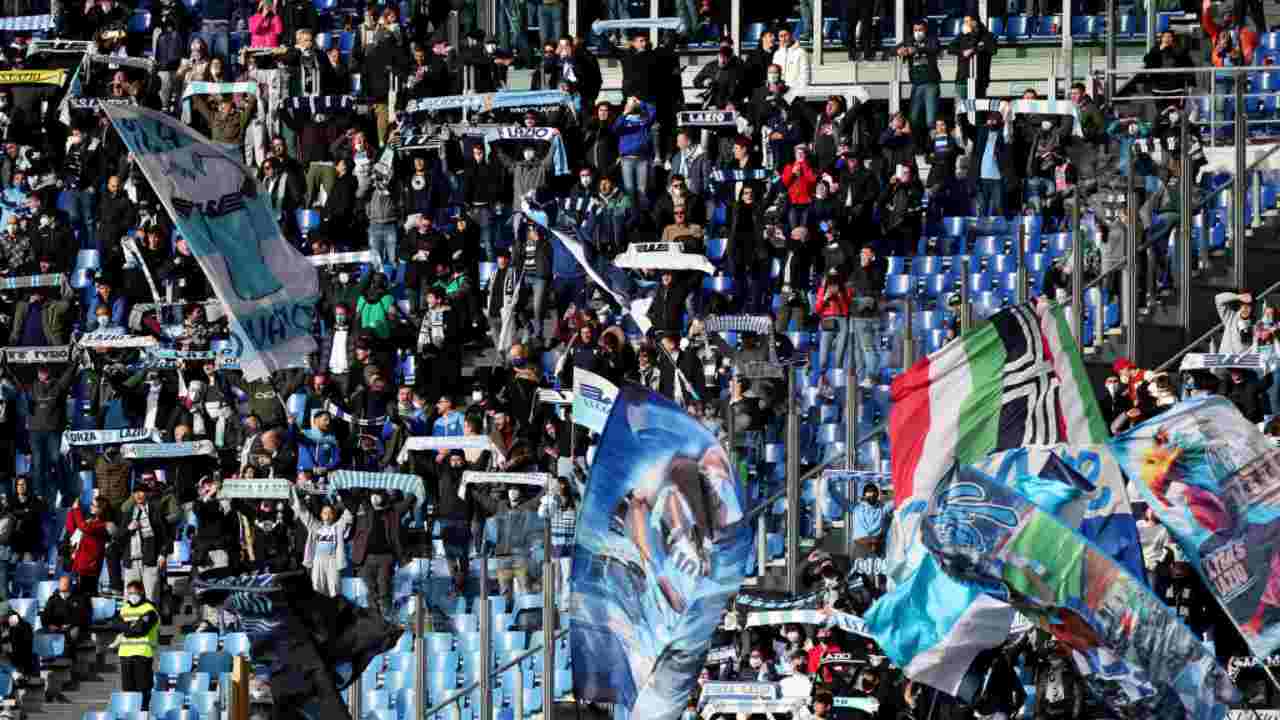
[103,104,319,381]
[923,464,1236,720]
[868,302,1108,697]
[1110,395,1280,657]
[976,444,1144,580]
[569,387,750,720]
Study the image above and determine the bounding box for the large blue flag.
[976,444,1145,581]
[923,464,1237,720]
[569,387,751,720]
[103,104,319,381]
[1110,395,1280,657]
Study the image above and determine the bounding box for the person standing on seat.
[346,488,415,622]
[117,580,160,712]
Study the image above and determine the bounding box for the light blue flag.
[103,104,320,381]
[570,367,618,434]
[569,386,750,720]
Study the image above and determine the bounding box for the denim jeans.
[538,3,563,50]
[850,317,880,385]
[61,188,95,252]
[1024,177,1053,214]
[368,222,399,267]
[28,430,62,503]
[677,0,701,37]
[194,27,230,63]
[977,178,1005,218]
[470,205,497,261]
[909,82,940,144]
[498,0,530,62]
[620,156,652,209]
[817,316,849,375]
[526,274,548,339]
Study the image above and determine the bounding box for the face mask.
[370,494,385,509]
[523,149,537,161]
[335,315,349,328]
[913,31,925,41]
[485,42,497,53]
[767,73,781,84]
[748,658,763,669]
[127,593,142,605]
[1041,120,1054,131]
[786,631,801,643]
[0,98,9,110]
[580,176,592,188]
[95,315,110,328]
[1168,110,1181,123]
[39,215,52,228]
[507,489,521,505]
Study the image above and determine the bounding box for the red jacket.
[1202,12,1258,67]
[806,641,842,677]
[815,283,853,319]
[782,160,819,205]
[249,12,284,48]
[66,505,112,578]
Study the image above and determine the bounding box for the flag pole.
[543,493,556,720]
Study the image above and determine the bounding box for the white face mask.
[95,315,110,328]
[523,149,537,161]
[580,176,592,188]
[507,489,521,505]
[39,215,52,228]
[472,390,484,403]
[1042,120,1054,131]
[127,593,142,605]
[767,73,781,84]
[370,494,385,509]
[485,42,497,53]
[786,631,801,643]
[913,31,926,41]
[748,658,763,669]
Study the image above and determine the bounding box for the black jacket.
[463,158,506,206]
[1142,45,1195,94]
[41,592,90,630]
[948,23,997,87]
[692,57,747,108]
[96,190,137,249]
[617,46,675,104]
[649,277,695,335]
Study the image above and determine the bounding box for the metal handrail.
[1153,279,1280,373]
[423,627,572,717]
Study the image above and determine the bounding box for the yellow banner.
[0,69,66,86]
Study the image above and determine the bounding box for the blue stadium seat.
[222,632,251,657]
[364,689,391,711]
[174,672,212,695]
[13,562,45,597]
[453,614,478,633]
[966,271,993,293]
[111,691,145,715]
[34,632,64,662]
[196,651,233,675]
[184,633,219,655]
[188,690,220,719]
[705,237,727,261]
[83,714,113,720]
[989,254,1017,274]
[128,11,150,32]
[1004,16,1029,39]
[884,274,913,299]
[703,276,734,295]
[341,578,369,607]
[456,632,483,654]
[973,235,1005,257]
[8,599,35,626]
[151,691,185,717]
[36,580,57,609]
[157,651,194,684]
[911,255,943,275]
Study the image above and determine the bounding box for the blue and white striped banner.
[0,14,55,32]
[590,17,685,34]
[954,98,1085,137]
[698,699,805,718]
[0,273,65,290]
[122,440,216,459]
[104,104,320,381]
[403,90,572,116]
[745,609,871,636]
[328,470,425,509]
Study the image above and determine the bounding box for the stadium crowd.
[0,0,1275,717]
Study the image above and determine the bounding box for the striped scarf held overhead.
[590,17,686,33]
[282,95,356,121]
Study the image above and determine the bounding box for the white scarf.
[240,431,260,470]
[144,382,162,431]
[329,329,350,374]
[206,401,230,448]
